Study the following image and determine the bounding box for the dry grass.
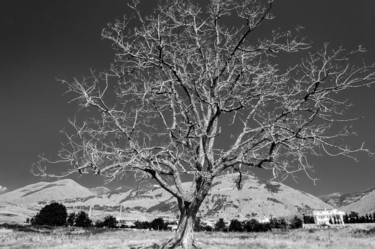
[1,226,375,249]
[195,228,375,249]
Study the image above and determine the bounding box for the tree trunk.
[130,177,212,249]
[161,178,212,249]
[130,205,199,249]
[160,204,197,249]
[130,210,197,249]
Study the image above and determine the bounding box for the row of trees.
[132,218,173,230]
[28,203,178,229]
[130,216,302,232]
[28,203,375,232]
[29,203,303,231]
[67,211,92,227]
[28,202,117,228]
[344,212,375,224]
[211,216,302,232]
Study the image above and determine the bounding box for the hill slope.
[319,188,375,208]
[340,188,375,215]
[0,174,331,222]
[0,179,93,206]
[319,187,375,215]
[0,200,36,224]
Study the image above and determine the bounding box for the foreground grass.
[1,226,375,249]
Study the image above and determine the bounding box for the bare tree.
[35,0,375,248]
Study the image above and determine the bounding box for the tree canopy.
[74,211,92,227]
[34,0,375,248]
[32,202,67,226]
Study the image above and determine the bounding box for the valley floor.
[1,226,375,249]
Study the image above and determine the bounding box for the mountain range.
[319,187,375,215]
[0,174,333,224]
[1,173,374,224]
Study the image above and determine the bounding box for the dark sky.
[1,0,375,196]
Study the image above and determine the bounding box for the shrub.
[150,218,165,230]
[244,219,270,232]
[102,215,118,228]
[270,218,287,229]
[95,220,104,227]
[290,216,303,229]
[31,202,67,226]
[229,219,243,232]
[303,214,315,224]
[67,212,76,226]
[215,218,226,231]
[244,219,258,232]
[74,211,92,227]
[134,221,150,229]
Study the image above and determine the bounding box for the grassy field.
[1,225,375,249]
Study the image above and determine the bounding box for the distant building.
[200,218,216,228]
[312,209,345,225]
[116,215,150,227]
[116,217,137,227]
[167,224,178,231]
[200,217,231,228]
[257,217,271,224]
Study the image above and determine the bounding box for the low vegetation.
[74,211,92,227]
[31,202,67,226]
[1,225,375,249]
[17,203,375,248]
[95,215,118,228]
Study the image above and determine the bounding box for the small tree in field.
[229,219,243,232]
[244,219,259,232]
[67,212,76,226]
[290,216,302,229]
[102,215,118,228]
[32,202,67,226]
[215,218,227,231]
[151,217,166,230]
[35,0,375,248]
[74,211,92,227]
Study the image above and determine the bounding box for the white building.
[116,217,138,227]
[312,209,345,225]
[116,215,150,227]
[257,217,271,224]
[200,217,231,228]
[200,218,216,228]
[167,224,178,231]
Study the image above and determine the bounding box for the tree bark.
[128,196,203,249]
[160,209,196,249]
[160,178,212,249]
[129,177,212,249]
